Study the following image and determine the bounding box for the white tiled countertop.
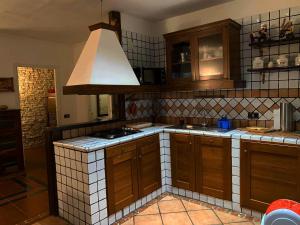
[53,125,166,152]
[53,124,300,152]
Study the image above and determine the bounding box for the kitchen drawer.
[200,136,227,147]
[106,141,137,158]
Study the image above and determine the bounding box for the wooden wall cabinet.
[164,19,243,90]
[106,134,161,215]
[170,133,232,200]
[241,140,300,212]
[170,133,196,191]
[195,136,232,200]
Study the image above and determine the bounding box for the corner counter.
[53,125,300,225]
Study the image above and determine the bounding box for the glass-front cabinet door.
[194,30,227,81]
[166,37,194,82]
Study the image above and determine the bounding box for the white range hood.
[66,26,140,87]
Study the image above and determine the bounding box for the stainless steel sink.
[168,124,232,133]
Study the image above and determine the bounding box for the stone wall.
[18,67,55,149]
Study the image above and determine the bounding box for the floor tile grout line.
[180,198,196,225]
[211,207,226,225]
[119,193,258,225]
[157,199,165,225]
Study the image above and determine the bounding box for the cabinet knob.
[244,149,247,153]
[138,155,142,158]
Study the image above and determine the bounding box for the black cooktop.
[90,128,142,139]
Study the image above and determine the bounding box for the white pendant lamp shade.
[66,29,140,86]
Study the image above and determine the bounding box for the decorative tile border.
[159,97,300,121]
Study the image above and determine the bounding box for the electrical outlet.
[248,112,259,119]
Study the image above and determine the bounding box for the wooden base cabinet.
[195,136,232,200]
[170,133,196,191]
[241,140,300,212]
[106,141,139,215]
[170,134,232,200]
[137,135,162,197]
[106,134,161,215]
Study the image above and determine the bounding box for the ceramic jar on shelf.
[253,57,264,69]
[276,55,289,67]
[295,53,300,66]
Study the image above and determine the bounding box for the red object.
[48,88,56,93]
[129,102,137,116]
[266,199,300,215]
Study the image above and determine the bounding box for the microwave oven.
[133,67,166,85]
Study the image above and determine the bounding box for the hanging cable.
[100,0,103,22]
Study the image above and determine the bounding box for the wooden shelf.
[249,37,300,48]
[171,62,191,65]
[248,65,300,73]
[199,57,223,62]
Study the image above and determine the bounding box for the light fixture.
[65,0,140,92]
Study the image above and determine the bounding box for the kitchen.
[1,0,300,225]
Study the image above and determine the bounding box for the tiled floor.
[33,194,261,225]
[115,194,261,225]
[32,216,69,225]
[0,146,49,225]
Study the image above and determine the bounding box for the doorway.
[0,66,57,224]
[17,66,57,183]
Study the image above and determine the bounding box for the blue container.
[217,117,232,129]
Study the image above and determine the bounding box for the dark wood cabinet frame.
[240,140,300,212]
[164,19,244,90]
[170,133,232,200]
[105,134,161,215]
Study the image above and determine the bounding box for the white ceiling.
[0,0,230,44]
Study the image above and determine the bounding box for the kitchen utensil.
[245,127,275,133]
[126,122,153,129]
[280,102,294,131]
[273,108,281,130]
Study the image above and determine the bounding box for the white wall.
[0,33,77,125]
[156,0,300,34]
[121,13,159,36]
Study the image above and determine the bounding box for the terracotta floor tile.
[160,195,177,201]
[134,215,162,225]
[161,212,192,225]
[139,203,160,215]
[214,210,249,224]
[31,216,69,225]
[0,179,27,198]
[182,199,210,211]
[158,199,185,213]
[13,191,49,218]
[225,223,254,225]
[252,220,261,225]
[188,210,222,225]
[0,204,27,225]
[121,217,134,225]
